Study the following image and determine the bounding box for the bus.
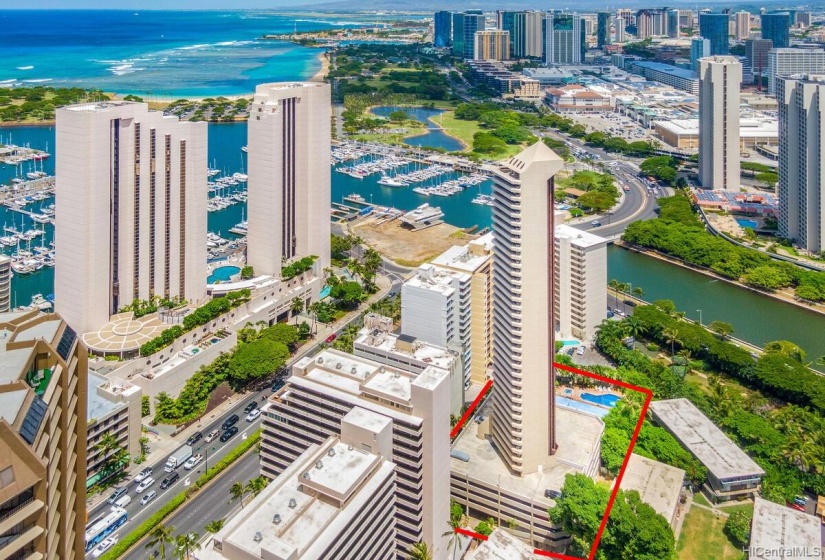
[85,507,127,552]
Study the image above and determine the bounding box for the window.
[0,467,14,489]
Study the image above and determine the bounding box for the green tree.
[146,525,175,560]
[764,340,806,363]
[708,321,734,340]
[204,519,224,534]
[601,427,631,473]
[663,328,680,356]
[724,510,752,548]
[389,110,408,123]
[226,339,289,383]
[245,476,268,498]
[474,517,496,536]
[407,541,433,560]
[240,265,254,280]
[330,281,364,307]
[142,395,151,417]
[175,532,200,560]
[290,297,304,324]
[94,432,129,481]
[229,481,247,509]
[742,265,791,291]
[577,191,615,213]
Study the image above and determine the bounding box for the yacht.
[401,203,444,225]
[377,174,406,187]
[30,294,52,311]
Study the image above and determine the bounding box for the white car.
[576,346,586,356]
[133,467,152,484]
[246,409,262,422]
[183,454,203,470]
[91,536,118,558]
[135,476,155,493]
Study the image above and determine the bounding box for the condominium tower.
[698,13,730,55]
[473,30,510,61]
[55,101,207,335]
[699,56,742,190]
[0,255,9,312]
[545,13,585,65]
[434,10,452,48]
[767,49,825,94]
[777,75,825,252]
[490,142,564,474]
[452,11,485,60]
[761,12,791,48]
[735,11,751,40]
[0,310,88,560]
[500,11,544,58]
[247,82,331,278]
[597,12,611,47]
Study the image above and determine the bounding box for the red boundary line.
[453,362,652,560]
[450,379,493,439]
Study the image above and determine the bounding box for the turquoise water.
[736,218,758,229]
[208,266,240,283]
[556,396,610,419]
[580,393,621,407]
[560,340,580,347]
[371,106,464,152]
[320,286,331,299]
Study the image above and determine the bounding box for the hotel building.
[0,310,87,560]
[699,56,742,190]
[203,431,396,560]
[473,30,511,61]
[554,224,608,342]
[261,349,451,560]
[545,13,585,65]
[247,82,331,278]
[777,74,825,252]
[55,101,207,335]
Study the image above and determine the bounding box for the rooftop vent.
[348,444,354,451]
[254,531,263,541]
[327,448,336,457]
[302,472,311,480]
[317,357,324,364]
[315,459,324,469]
[351,366,357,374]
[379,366,385,372]
[335,362,342,370]
[289,498,297,509]
[272,514,281,525]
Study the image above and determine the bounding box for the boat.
[377,174,406,187]
[472,194,495,206]
[400,203,444,225]
[241,146,248,153]
[344,194,365,203]
[30,213,51,224]
[30,294,52,311]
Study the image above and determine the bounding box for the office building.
[500,11,543,58]
[636,9,667,39]
[354,315,463,415]
[767,49,825,94]
[0,255,9,312]
[554,224,607,341]
[597,12,611,48]
[473,30,510,61]
[744,38,773,78]
[247,82,331,278]
[430,233,494,385]
[698,13,730,55]
[699,56,741,190]
[434,10,452,48]
[452,12,485,60]
[490,142,563,474]
[0,310,88,559]
[667,9,680,38]
[761,13,790,48]
[750,497,822,560]
[690,37,711,72]
[545,13,585,65]
[55,101,207,336]
[777,75,825,252]
[262,349,451,560]
[735,11,751,39]
[650,399,764,501]
[401,264,471,387]
[203,433,397,560]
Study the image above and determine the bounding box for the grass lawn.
[677,507,744,560]
[439,111,522,158]
[692,492,711,507]
[718,503,754,516]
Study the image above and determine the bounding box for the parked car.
[220,426,239,442]
[140,490,158,506]
[221,414,240,430]
[590,220,602,227]
[160,472,180,490]
[186,431,203,446]
[544,489,562,499]
[271,379,285,392]
[133,467,152,484]
[576,346,586,356]
[135,477,155,493]
[91,536,118,558]
[107,487,128,505]
[793,496,808,507]
[788,501,806,512]
[243,401,259,414]
[204,429,220,443]
[246,409,262,422]
[184,454,204,470]
[325,333,337,343]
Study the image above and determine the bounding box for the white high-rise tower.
[699,56,742,190]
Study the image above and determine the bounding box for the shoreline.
[616,240,825,318]
[366,105,469,151]
[308,50,330,83]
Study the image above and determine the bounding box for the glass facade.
[699,13,730,55]
[761,13,791,48]
[434,11,452,48]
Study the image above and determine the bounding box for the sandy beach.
[309,50,330,83]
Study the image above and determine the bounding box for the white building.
[554,224,607,342]
[545,13,584,65]
[202,432,396,560]
[401,264,471,387]
[261,349,451,560]
[777,74,825,252]
[699,56,741,190]
[0,254,10,312]
[55,101,207,335]
[767,48,825,94]
[749,497,822,560]
[735,11,751,39]
[247,82,331,278]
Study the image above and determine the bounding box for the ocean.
[0,10,410,97]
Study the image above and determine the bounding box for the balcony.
[25,369,53,396]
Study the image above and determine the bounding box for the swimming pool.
[320,285,331,299]
[207,265,240,284]
[556,396,609,418]
[736,218,758,229]
[560,339,580,348]
[580,393,621,408]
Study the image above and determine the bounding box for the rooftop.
[354,330,456,371]
[655,118,778,138]
[0,389,28,425]
[430,233,494,274]
[750,497,822,559]
[620,454,685,525]
[555,224,608,249]
[0,347,33,384]
[404,264,467,295]
[630,61,699,81]
[14,318,61,345]
[649,399,765,481]
[465,528,540,560]
[87,372,125,422]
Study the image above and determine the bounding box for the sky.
[6,0,325,8]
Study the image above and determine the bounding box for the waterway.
[370,106,465,152]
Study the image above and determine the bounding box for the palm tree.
[95,432,128,481]
[307,302,321,335]
[290,297,304,325]
[608,279,621,310]
[175,532,200,560]
[204,519,225,534]
[146,525,175,560]
[623,315,645,339]
[663,327,680,356]
[632,286,644,300]
[245,476,268,498]
[229,481,246,508]
[444,500,466,558]
[408,541,433,560]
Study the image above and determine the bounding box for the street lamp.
[696,309,702,326]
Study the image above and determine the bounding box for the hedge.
[195,429,261,489]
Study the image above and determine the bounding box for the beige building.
[699,57,742,190]
[0,310,87,559]
[55,101,208,335]
[620,454,685,528]
[655,117,778,150]
[473,30,511,61]
[554,224,608,342]
[0,255,9,312]
[430,233,494,385]
[489,142,564,474]
[750,497,822,560]
[261,349,451,560]
[735,11,751,39]
[545,86,612,113]
[247,83,331,278]
[202,430,396,560]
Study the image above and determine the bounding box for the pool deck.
[556,386,623,419]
